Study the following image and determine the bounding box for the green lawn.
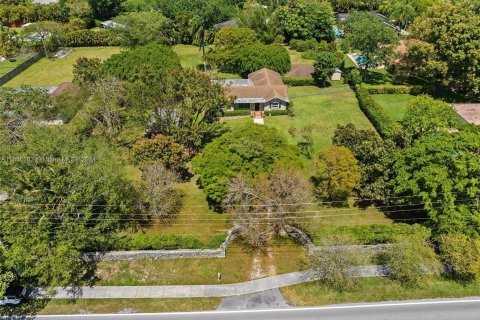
[0,54,30,76]
[6,47,122,87]
[372,94,415,121]
[287,47,315,65]
[96,241,306,286]
[173,44,206,69]
[282,277,480,307]
[1,298,221,316]
[224,85,374,154]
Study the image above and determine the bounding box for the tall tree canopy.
[0,128,140,288]
[278,0,335,42]
[401,1,480,97]
[192,125,300,204]
[344,11,398,80]
[393,128,480,236]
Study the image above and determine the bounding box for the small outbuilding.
[331,68,342,81]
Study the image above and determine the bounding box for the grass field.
[372,94,415,121]
[96,241,306,286]
[0,55,30,76]
[287,47,315,65]
[138,178,231,243]
[282,277,480,307]
[224,85,374,154]
[6,47,122,87]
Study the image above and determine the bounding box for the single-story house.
[218,68,289,116]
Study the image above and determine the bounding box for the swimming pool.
[333,26,344,37]
[352,54,367,66]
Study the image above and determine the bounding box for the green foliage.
[355,85,395,138]
[73,57,103,85]
[213,26,258,50]
[0,128,140,288]
[401,95,460,144]
[277,0,335,42]
[289,39,319,52]
[330,0,379,12]
[282,77,316,86]
[268,110,290,116]
[362,84,423,95]
[192,125,300,204]
[0,28,21,59]
[132,134,189,173]
[393,129,480,237]
[378,236,441,286]
[62,29,122,47]
[215,44,291,77]
[113,11,174,47]
[223,109,251,117]
[437,234,480,281]
[345,11,398,80]
[137,68,229,153]
[237,2,280,44]
[405,1,480,97]
[88,0,123,20]
[334,224,431,245]
[0,3,69,25]
[313,51,339,86]
[313,146,360,201]
[103,43,181,82]
[117,233,227,250]
[333,123,396,200]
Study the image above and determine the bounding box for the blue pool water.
[333,26,344,37]
[353,54,367,66]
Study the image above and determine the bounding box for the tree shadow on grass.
[0,297,50,319]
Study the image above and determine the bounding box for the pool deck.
[347,53,385,69]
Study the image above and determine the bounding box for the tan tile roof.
[224,68,289,103]
[285,64,314,78]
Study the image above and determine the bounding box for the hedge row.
[282,77,315,86]
[62,29,122,47]
[222,109,251,117]
[355,85,395,138]
[114,233,227,250]
[362,84,424,95]
[267,110,290,116]
[335,224,431,245]
[0,4,68,25]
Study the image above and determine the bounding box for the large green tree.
[402,1,480,97]
[344,11,398,80]
[277,0,335,42]
[0,128,140,289]
[393,128,480,236]
[113,11,173,47]
[192,125,300,204]
[88,0,123,20]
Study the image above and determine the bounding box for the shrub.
[282,77,315,86]
[120,233,227,250]
[222,109,251,117]
[0,4,69,25]
[132,134,189,173]
[362,84,424,95]
[334,224,431,245]
[267,110,290,116]
[438,234,480,281]
[289,39,318,52]
[355,85,395,138]
[378,236,441,286]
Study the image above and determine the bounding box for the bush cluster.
[222,109,251,117]
[267,110,290,116]
[0,4,68,25]
[289,39,319,52]
[334,224,431,245]
[62,29,122,47]
[115,233,227,250]
[282,77,316,86]
[362,84,424,95]
[355,85,395,138]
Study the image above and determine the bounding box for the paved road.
[39,267,385,299]
[28,298,480,320]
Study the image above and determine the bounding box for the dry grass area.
[96,241,307,286]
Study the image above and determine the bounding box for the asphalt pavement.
[26,297,480,320]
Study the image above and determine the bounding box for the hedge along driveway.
[5,47,122,87]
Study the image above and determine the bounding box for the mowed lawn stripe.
[5,47,122,87]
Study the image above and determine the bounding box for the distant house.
[32,0,59,3]
[218,68,289,116]
[213,20,238,30]
[101,20,124,29]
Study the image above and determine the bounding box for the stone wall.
[83,228,237,261]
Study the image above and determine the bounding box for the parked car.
[0,286,27,306]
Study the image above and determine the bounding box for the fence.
[0,52,44,86]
